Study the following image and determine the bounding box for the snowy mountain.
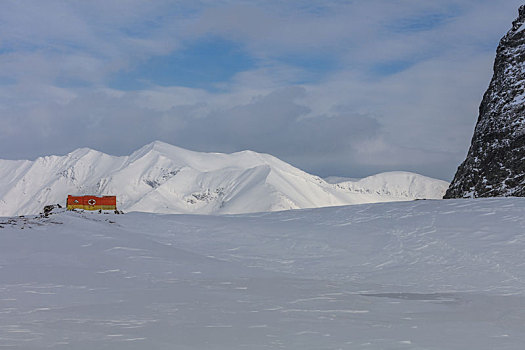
[0,141,448,216]
[2,198,525,349]
[446,5,525,198]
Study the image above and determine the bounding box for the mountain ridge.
[0,141,448,216]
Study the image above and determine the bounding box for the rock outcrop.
[445,5,525,198]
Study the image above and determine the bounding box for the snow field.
[1,198,525,349]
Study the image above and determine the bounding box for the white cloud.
[0,0,524,180]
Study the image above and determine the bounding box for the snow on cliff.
[0,141,448,216]
[445,5,525,198]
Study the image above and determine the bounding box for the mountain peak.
[128,140,188,162]
[137,140,181,153]
[146,140,175,150]
[68,147,102,157]
[517,4,525,24]
[505,5,525,39]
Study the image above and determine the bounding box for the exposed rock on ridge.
[445,5,525,198]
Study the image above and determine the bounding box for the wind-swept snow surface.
[0,141,448,216]
[1,198,525,349]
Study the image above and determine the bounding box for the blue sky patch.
[370,60,415,77]
[0,76,16,86]
[388,12,457,33]
[109,37,256,90]
[276,53,340,84]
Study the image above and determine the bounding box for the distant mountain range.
[0,141,448,216]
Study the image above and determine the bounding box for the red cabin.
[66,195,117,211]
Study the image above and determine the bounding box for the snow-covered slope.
[332,171,448,199]
[1,198,525,349]
[0,141,448,216]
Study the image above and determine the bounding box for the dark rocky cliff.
[445,5,525,198]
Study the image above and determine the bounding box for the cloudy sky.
[0,0,523,180]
